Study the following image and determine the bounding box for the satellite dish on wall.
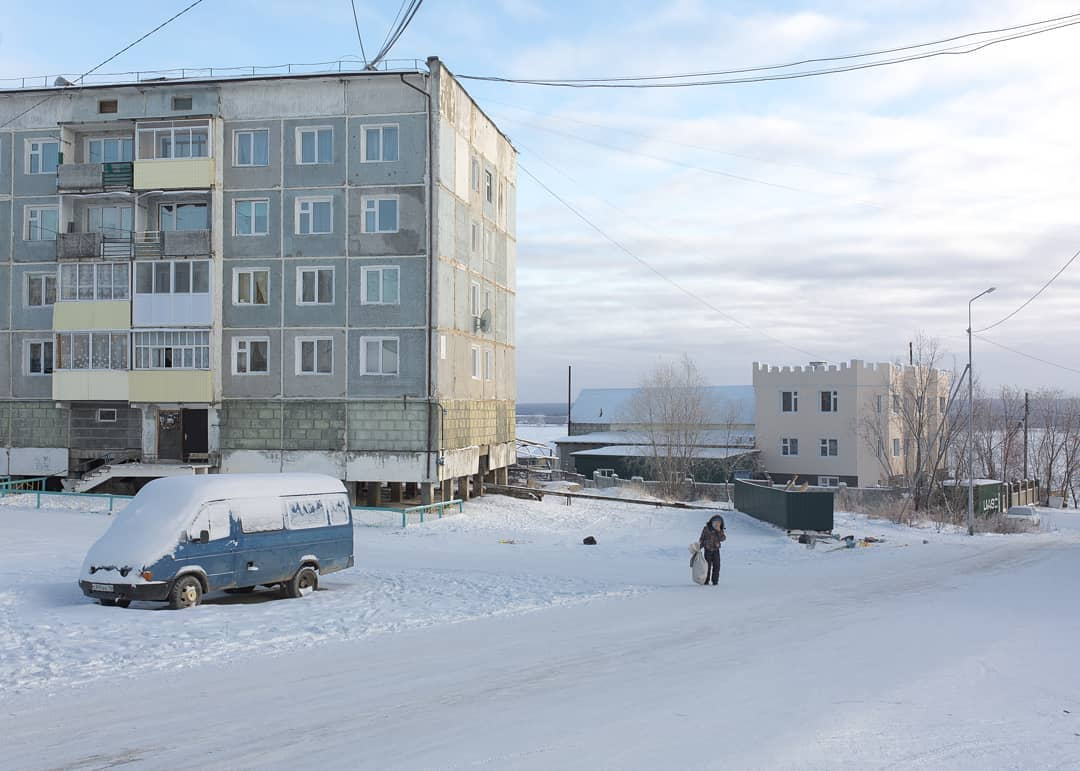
[478,308,493,333]
[54,76,75,87]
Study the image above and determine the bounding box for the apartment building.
[753,360,951,488]
[0,57,516,503]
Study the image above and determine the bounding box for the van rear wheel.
[169,576,203,609]
[283,566,318,598]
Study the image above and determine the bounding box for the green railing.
[350,499,464,528]
[0,477,50,496]
[0,488,134,513]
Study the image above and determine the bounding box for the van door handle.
[246,562,259,571]
[228,540,239,547]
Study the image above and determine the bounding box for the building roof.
[570,445,758,460]
[553,430,754,447]
[570,386,755,426]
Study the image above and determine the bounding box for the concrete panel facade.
[347,256,426,329]
[281,188,346,258]
[346,186,426,257]
[10,264,55,330]
[282,258,347,327]
[346,328,425,398]
[11,330,54,398]
[12,197,60,262]
[222,120,283,190]
[346,114,427,186]
[222,190,282,258]
[222,259,283,328]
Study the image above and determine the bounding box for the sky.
[2,0,1079,402]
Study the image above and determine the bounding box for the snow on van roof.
[81,473,347,580]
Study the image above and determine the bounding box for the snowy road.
[2,497,1079,769]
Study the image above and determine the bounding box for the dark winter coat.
[699,515,726,551]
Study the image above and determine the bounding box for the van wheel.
[115,599,131,608]
[99,598,117,607]
[284,566,318,598]
[169,576,203,609]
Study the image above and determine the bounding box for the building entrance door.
[182,409,209,461]
[157,410,183,461]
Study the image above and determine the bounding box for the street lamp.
[967,286,996,535]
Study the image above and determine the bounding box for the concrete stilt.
[496,467,509,485]
[474,472,484,497]
[441,479,453,502]
[420,482,434,505]
[459,475,471,501]
[405,482,418,499]
[389,482,404,503]
[365,482,380,507]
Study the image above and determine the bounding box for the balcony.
[129,370,212,403]
[57,162,133,192]
[57,232,103,260]
[53,371,131,402]
[58,230,210,260]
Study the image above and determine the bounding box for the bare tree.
[859,334,957,514]
[624,355,712,498]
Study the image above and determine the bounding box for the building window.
[296,266,334,305]
[471,220,480,254]
[818,476,840,487]
[439,334,447,360]
[296,126,333,165]
[96,408,118,423]
[484,170,494,203]
[26,271,57,307]
[296,337,333,375]
[233,268,269,306]
[234,199,269,236]
[55,332,128,370]
[25,206,59,241]
[820,390,838,412]
[471,345,481,379]
[361,266,400,305]
[781,438,798,456]
[819,438,838,457]
[97,100,118,115]
[233,337,269,375]
[361,196,398,233]
[87,205,133,237]
[296,197,332,235]
[171,95,193,111]
[876,394,883,414]
[892,394,901,414]
[27,140,60,174]
[134,260,209,296]
[939,396,947,412]
[60,262,130,301]
[781,390,798,413]
[160,202,208,231]
[86,137,133,163]
[136,120,210,160]
[362,337,399,375]
[498,179,505,214]
[362,124,399,162]
[470,157,480,191]
[26,340,54,375]
[892,438,901,457]
[470,282,481,318]
[133,330,210,370]
[233,129,270,167]
[484,349,494,381]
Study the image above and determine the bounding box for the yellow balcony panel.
[134,158,214,190]
[53,371,130,402]
[129,370,212,403]
[53,301,131,331]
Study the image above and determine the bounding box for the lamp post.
[967,286,996,535]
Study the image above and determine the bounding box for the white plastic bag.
[689,543,709,585]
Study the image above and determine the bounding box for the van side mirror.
[198,529,210,544]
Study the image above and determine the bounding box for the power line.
[517,162,822,361]
[497,112,893,211]
[974,334,1080,376]
[0,0,208,130]
[973,247,1080,333]
[349,0,367,64]
[459,16,1080,88]
[479,11,1080,84]
[369,0,424,69]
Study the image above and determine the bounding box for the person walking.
[698,514,726,585]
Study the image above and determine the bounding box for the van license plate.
[92,583,114,592]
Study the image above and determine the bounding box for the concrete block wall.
[282,401,346,451]
[220,401,283,450]
[440,398,514,448]
[347,400,427,452]
[8,401,69,448]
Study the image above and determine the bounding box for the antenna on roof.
[54,76,75,87]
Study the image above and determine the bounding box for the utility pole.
[1023,390,1029,480]
[968,287,996,536]
[567,365,573,437]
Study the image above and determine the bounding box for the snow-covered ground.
[2,494,1079,769]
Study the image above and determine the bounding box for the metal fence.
[0,489,133,514]
[352,499,464,528]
